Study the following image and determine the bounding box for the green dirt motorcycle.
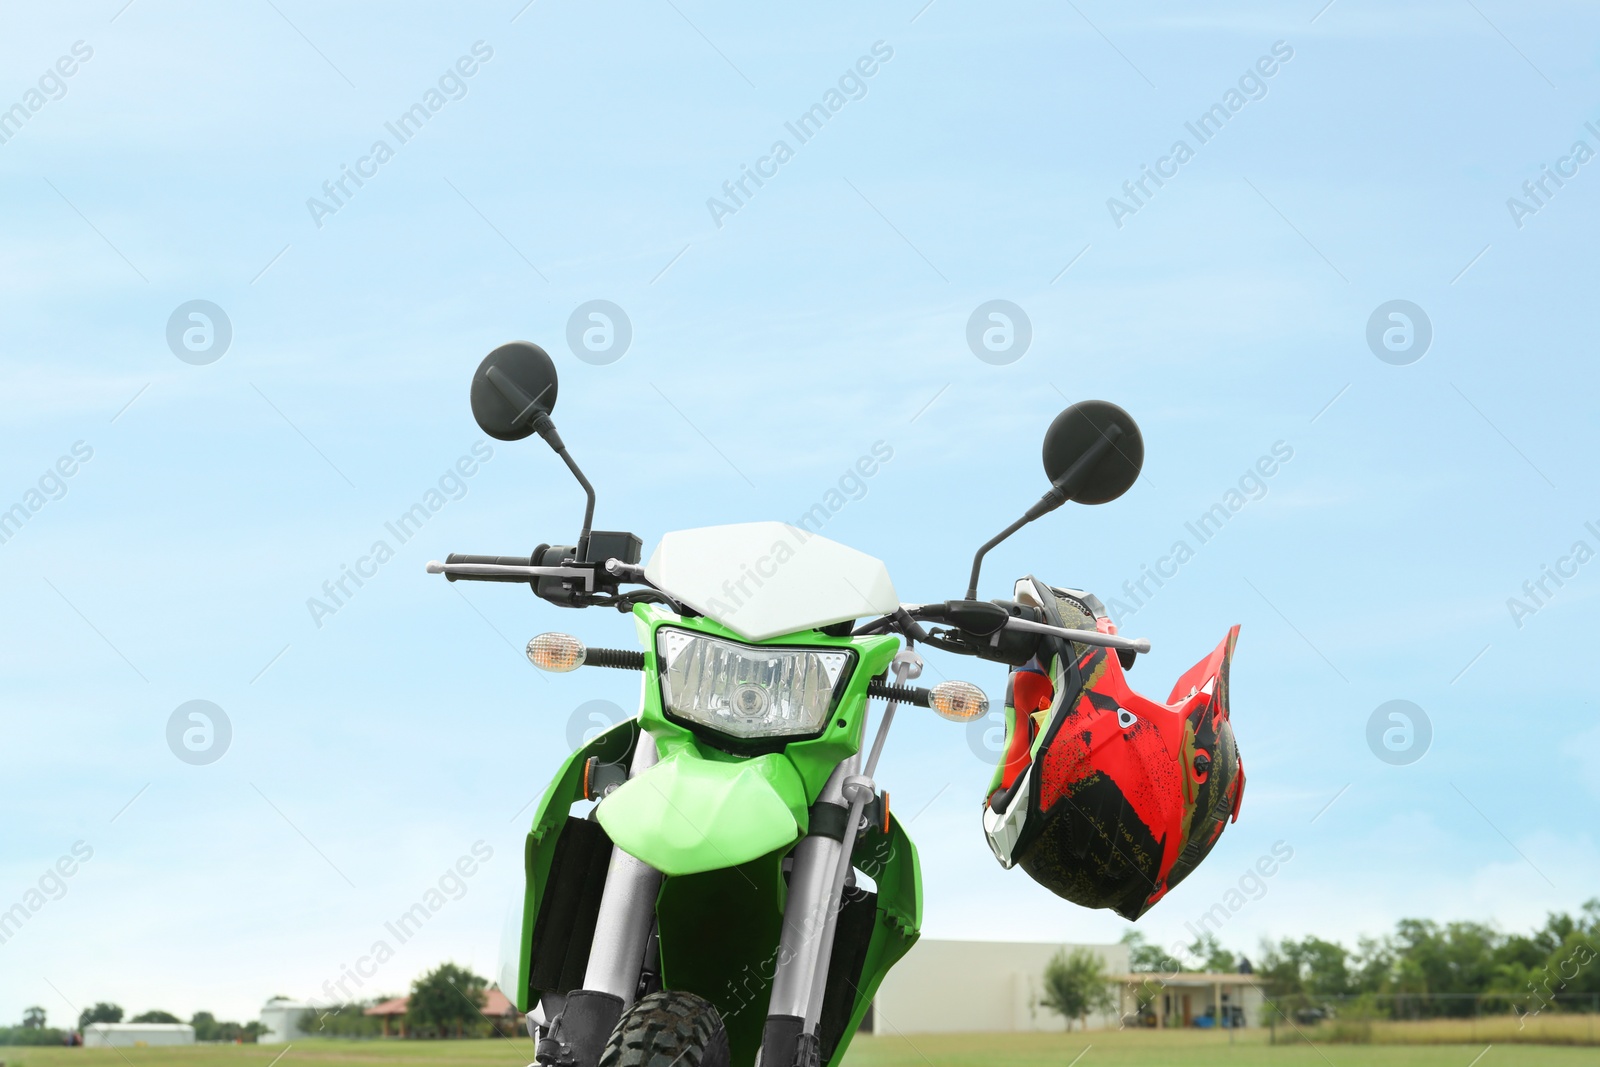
[427,343,1154,1067]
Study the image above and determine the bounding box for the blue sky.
[3,0,1598,1027]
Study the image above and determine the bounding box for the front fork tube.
[536,734,662,1067]
[765,757,858,1020]
[764,650,922,1060]
[582,733,663,1003]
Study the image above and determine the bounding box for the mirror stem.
[558,447,597,562]
[964,426,1122,600]
[965,514,1033,601]
[531,413,596,560]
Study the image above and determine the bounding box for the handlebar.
[427,547,677,612]
[427,557,595,590]
[428,555,1150,659]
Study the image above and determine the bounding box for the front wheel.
[599,991,730,1067]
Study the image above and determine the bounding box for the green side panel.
[825,811,922,1067]
[596,749,804,876]
[655,851,788,1067]
[515,719,639,1013]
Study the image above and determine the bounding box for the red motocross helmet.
[982,577,1244,920]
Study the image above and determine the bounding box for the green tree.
[1039,948,1116,1031]
[1187,932,1237,973]
[1385,919,1503,1014]
[1520,902,1600,1005]
[130,1011,181,1024]
[1261,936,1354,998]
[1121,930,1183,974]
[298,1002,387,1038]
[186,1011,266,1044]
[1532,930,1600,1001]
[21,1007,46,1030]
[1350,935,1395,993]
[1258,934,1357,1026]
[227,1021,269,1043]
[1,1021,66,1047]
[407,963,487,1039]
[78,1003,123,1031]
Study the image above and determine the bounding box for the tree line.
[0,962,500,1046]
[303,962,510,1039]
[1123,899,1600,1017]
[1033,901,1600,1031]
[0,1003,266,1046]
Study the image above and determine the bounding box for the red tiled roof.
[362,989,518,1017]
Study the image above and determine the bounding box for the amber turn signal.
[527,632,586,672]
[929,680,988,722]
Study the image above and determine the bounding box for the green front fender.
[596,749,806,876]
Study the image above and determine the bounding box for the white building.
[870,939,1130,1034]
[84,1023,195,1048]
[868,939,1265,1033]
[258,999,315,1044]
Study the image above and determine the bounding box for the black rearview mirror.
[469,341,597,560]
[1041,400,1143,505]
[965,399,1144,598]
[470,341,560,441]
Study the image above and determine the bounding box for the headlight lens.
[656,628,852,740]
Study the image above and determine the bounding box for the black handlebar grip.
[443,553,534,582]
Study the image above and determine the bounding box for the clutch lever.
[1002,616,1151,654]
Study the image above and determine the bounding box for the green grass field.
[2,1031,1594,1067]
[847,1030,1593,1066]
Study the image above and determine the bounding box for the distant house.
[869,939,1266,1033]
[1111,970,1265,1028]
[259,999,315,1044]
[84,1023,195,1048]
[364,987,521,1037]
[364,996,408,1037]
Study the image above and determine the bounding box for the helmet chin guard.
[982,577,1244,920]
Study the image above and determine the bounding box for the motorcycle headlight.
[655,628,853,741]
